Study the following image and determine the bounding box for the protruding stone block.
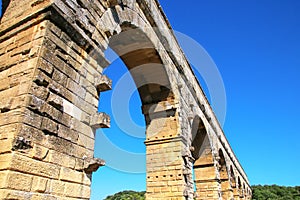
[84,157,105,173]
[95,75,112,93]
[90,112,110,129]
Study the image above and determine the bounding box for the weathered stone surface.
[10,153,60,179]
[83,158,105,173]
[31,176,48,193]
[11,137,32,151]
[90,112,110,129]
[95,74,112,93]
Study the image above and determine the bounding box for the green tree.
[104,190,145,200]
[252,185,300,200]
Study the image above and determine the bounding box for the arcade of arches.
[0,0,251,199]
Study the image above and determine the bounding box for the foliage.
[104,190,145,200]
[252,185,300,200]
[103,185,300,200]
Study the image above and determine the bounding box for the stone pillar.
[0,0,110,198]
[194,164,221,200]
[221,180,234,199]
[219,158,233,199]
[143,104,187,200]
[246,190,252,200]
[145,139,186,200]
[239,189,246,200]
[192,147,221,200]
[233,187,241,200]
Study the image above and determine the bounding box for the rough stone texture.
[0,0,251,199]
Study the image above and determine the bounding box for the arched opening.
[91,55,147,199]
[219,149,233,199]
[230,166,239,199]
[242,183,246,199]
[191,116,220,199]
[91,23,179,199]
[238,176,243,198]
[247,187,252,200]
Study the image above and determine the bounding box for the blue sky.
[1,0,300,199]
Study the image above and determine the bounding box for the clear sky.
[1,1,300,199]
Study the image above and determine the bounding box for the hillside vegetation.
[252,185,300,200]
[104,190,145,200]
[103,185,300,200]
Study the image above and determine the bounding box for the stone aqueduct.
[0,0,251,199]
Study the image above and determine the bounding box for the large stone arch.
[98,6,180,138]
[99,10,185,198]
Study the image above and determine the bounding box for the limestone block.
[70,117,93,137]
[29,82,49,100]
[47,150,76,168]
[0,188,32,199]
[80,111,91,124]
[72,143,94,159]
[194,166,217,181]
[64,182,90,198]
[81,184,92,198]
[31,144,49,161]
[30,194,58,200]
[0,139,14,154]
[31,176,48,192]
[22,109,43,128]
[58,124,79,143]
[0,124,18,140]
[5,171,33,191]
[94,74,112,93]
[0,77,9,92]
[16,125,41,147]
[78,133,95,150]
[53,68,68,86]
[83,157,105,173]
[37,57,54,76]
[62,98,83,121]
[85,91,98,108]
[75,158,84,171]
[40,103,63,122]
[10,153,60,179]
[77,99,96,115]
[61,112,72,127]
[90,112,110,129]
[0,171,8,188]
[42,37,56,52]
[66,78,86,99]
[27,94,45,110]
[47,180,66,195]
[46,135,75,156]
[41,117,58,135]
[60,167,84,184]
[47,92,63,111]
